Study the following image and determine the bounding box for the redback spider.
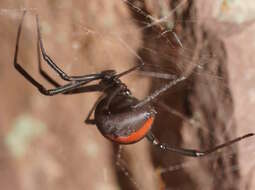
[14,11,254,157]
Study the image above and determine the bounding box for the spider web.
[92,1,255,190]
[0,1,255,190]
[49,0,254,189]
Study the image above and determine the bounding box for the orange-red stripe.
[107,117,154,144]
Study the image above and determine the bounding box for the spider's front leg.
[14,11,105,96]
[35,13,103,82]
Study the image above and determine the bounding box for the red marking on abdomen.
[107,117,154,144]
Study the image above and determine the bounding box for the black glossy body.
[95,92,155,143]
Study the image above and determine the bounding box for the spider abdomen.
[95,95,155,144]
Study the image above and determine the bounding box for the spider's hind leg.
[147,131,254,157]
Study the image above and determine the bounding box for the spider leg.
[14,12,100,96]
[147,131,254,157]
[104,87,123,110]
[85,94,106,125]
[133,76,186,108]
[16,58,95,96]
[65,84,102,94]
[35,13,104,82]
[84,86,124,124]
[36,25,61,87]
[38,10,145,83]
[35,12,100,89]
[38,38,102,95]
[115,61,144,78]
[84,85,126,124]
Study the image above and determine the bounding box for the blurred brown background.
[0,0,255,190]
